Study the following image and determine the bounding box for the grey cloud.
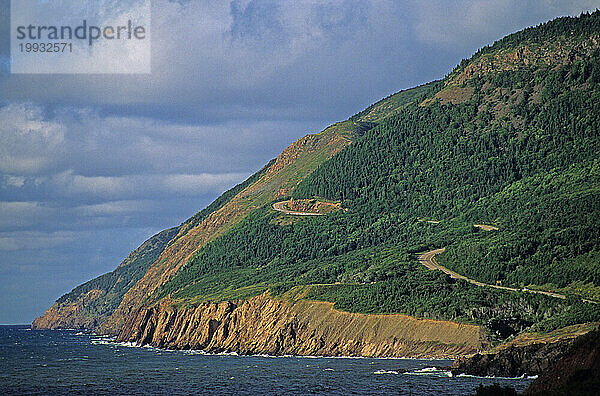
[0,201,58,229]
[0,103,311,179]
[411,0,600,51]
[0,230,77,252]
[4,176,25,188]
[73,200,159,217]
[0,103,66,175]
[49,171,249,199]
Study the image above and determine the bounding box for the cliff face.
[451,324,598,377]
[449,34,600,86]
[525,328,600,395]
[31,289,104,330]
[117,293,487,358]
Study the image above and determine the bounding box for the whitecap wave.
[456,373,538,380]
[174,349,239,356]
[374,370,399,375]
[90,336,117,346]
[404,367,453,377]
[416,367,440,372]
[90,340,113,346]
[115,341,141,348]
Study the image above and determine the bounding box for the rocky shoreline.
[449,325,600,394]
[450,338,575,378]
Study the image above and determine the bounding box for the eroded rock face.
[116,293,487,358]
[31,289,104,330]
[451,324,600,378]
[451,341,574,378]
[449,35,600,86]
[524,329,600,395]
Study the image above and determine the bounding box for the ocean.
[0,325,534,395]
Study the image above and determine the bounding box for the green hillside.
[154,12,600,338]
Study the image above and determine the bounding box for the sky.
[1,0,599,324]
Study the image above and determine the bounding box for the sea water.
[0,325,534,395]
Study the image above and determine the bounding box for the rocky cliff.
[117,292,487,358]
[525,328,600,395]
[451,323,598,377]
[451,339,574,378]
[31,289,104,330]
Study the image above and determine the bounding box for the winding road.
[416,248,592,301]
[273,203,595,303]
[272,201,324,216]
